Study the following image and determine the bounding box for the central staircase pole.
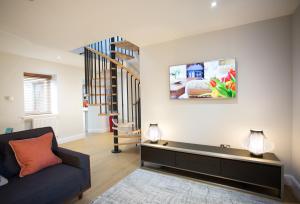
[110,37,121,153]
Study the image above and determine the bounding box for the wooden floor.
[61,132,140,204]
[61,132,299,204]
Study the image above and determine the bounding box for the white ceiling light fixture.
[56,56,61,60]
[211,1,217,8]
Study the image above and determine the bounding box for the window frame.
[23,72,53,116]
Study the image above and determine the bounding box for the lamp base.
[250,153,263,158]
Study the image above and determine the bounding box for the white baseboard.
[88,128,109,133]
[57,133,86,144]
[284,174,300,200]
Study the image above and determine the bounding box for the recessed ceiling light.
[211,1,217,8]
[56,56,62,60]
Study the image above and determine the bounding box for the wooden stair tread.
[111,41,139,52]
[95,71,111,74]
[111,51,134,60]
[114,141,141,146]
[89,102,117,106]
[90,85,114,88]
[89,93,117,96]
[99,102,117,105]
[114,135,141,139]
[130,129,141,134]
[93,76,117,79]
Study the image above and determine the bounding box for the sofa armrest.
[55,147,91,191]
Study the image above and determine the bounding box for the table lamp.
[246,130,273,158]
[146,124,161,144]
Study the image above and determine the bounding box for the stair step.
[90,85,116,88]
[89,102,117,106]
[93,76,117,80]
[114,135,141,139]
[114,141,141,146]
[130,129,141,134]
[89,85,116,89]
[111,41,139,52]
[95,71,111,74]
[111,51,134,60]
[98,112,119,116]
[90,85,114,89]
[116,129,141,135]
[89,93,117,96]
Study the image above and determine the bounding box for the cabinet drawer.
[175,152,221,176]
[221,159,281,188]
[141,146,175,167]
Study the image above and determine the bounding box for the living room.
[1,0,300,203]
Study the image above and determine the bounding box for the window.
[24,72,56,115]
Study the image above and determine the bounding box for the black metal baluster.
[131,75,133,124]
[90,50,93,105]
[86,50,89,102]
[104,39,107,55]
[138,82,141,129]
[87,50,90,103]
[127,72,129,122]
[94,52,97,104]
[121,68,124,123]
[109,61,111,112]
[99,55,102,114]
[84,48,87,96]
[108,38,110,56]
[138,82,140,129]
[104,57,107,114]
[100,41,102,53]
[116,36,119,53]
[134,79,137,130]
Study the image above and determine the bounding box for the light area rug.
[92,168,279,204]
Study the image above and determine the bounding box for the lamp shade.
[146,124,161,143]
[246,130,273,157]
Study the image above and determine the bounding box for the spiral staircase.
[83,37,141,153]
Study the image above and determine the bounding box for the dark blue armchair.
[0,127,91,204]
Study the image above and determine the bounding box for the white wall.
[140,16,293,172]
[87,106,109,133]
[0,52,84,142]
[292,6,300,183]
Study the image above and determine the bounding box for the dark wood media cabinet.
[141,140,283,200]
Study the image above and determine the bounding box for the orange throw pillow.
[9,132,62,177]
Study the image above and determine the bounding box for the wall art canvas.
[169,58,236,99]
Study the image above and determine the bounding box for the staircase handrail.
[85,47,140,81]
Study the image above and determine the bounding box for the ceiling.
[0,0,299,67]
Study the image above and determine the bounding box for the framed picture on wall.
[169,58,236,99]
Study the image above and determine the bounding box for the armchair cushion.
[0,127,58,178]
[9,133,62,177]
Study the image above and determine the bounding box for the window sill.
[22,114,58,120]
